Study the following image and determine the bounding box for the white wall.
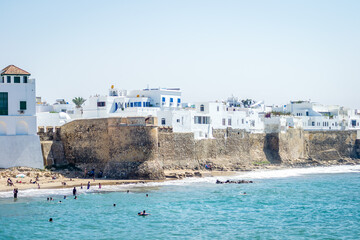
[0,135,43,169]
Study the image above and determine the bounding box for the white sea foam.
[0,165,359,198]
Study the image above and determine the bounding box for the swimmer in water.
[138,210,150,216]
[113,204,116,207]
[49,218,53,222]
[146,194,148,197]
[74,196,77,200]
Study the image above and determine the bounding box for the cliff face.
[159,128,306,171]
[304,131,358,161]
[39,118,360,180]
[59,118,164,180]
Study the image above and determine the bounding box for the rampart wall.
[37,118,360,180]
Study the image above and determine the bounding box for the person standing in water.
[73,187,77,196]
[13,188,18,199]
[87,181,90,189]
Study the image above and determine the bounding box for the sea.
[0,165,359,240]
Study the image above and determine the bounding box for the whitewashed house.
[81,87,267,139]
[0,65,43,168]
[272,101,360,131]
[82,86,181,118]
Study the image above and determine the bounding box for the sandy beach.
[0,168,243,193]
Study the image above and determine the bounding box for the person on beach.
[73,187,77,196]
[13,188,18,198]
[99,183,101,189]
[7,178,13,186]
[87,182,90,189]
[80,183,83,189]
[38,183,40,189]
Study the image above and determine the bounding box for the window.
[130,102,133,107]
[23,76,28,83]
[20,101,27,110]
[176,119,180,123]
[177,98,181,103]
[161,118,166,125]
[170,98,173,103]
[194,116,210,124]
[222,118,226,126]
[97,102,106,107]
[200,104,205,112]
[1,77,3,83]
[162,97,165,102]
[146,102,150,107]
[7,76,11,83]
[0,92,8,115]
[312,122,315,126]
[14,77,20,83]
[228,118,232,126]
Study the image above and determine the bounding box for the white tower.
[0,65,43,169]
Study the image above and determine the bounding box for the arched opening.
[16,121,28,135]
[0,121,7,135]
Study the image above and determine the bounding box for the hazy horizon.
[1,0,359,108]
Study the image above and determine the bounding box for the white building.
[82,86,181,118]
[0,65,43,169]
[82,86,266,139]
[272,101,360,131]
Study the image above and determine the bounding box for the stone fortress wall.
[38,117,360,180]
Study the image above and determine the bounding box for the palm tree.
[72,97,86,108]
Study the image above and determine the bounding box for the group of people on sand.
[216,179,254,184]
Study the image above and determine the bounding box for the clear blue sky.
[1,0,359,108]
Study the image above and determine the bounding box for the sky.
[0,0,359,108]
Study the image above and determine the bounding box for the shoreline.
[1,163,359,194]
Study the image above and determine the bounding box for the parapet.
[37,126,62,141]
[158,127,173,133]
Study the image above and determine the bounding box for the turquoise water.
[0,166,359,240]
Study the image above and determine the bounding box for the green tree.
[72,97,86,108]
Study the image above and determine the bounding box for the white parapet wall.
[0,135,43,169]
